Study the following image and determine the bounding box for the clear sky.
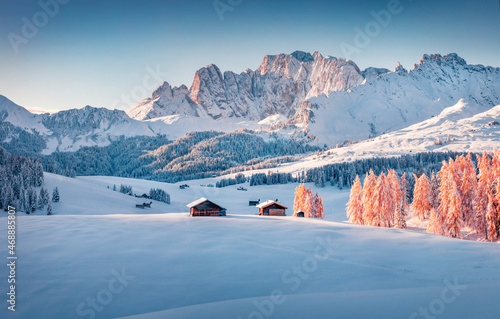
[0,0,499,112]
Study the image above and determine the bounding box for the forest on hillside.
[40,130,319,182]
[0,147,58,215]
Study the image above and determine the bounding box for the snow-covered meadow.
[0,173,499,319]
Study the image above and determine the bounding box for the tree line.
[0,147,59,215]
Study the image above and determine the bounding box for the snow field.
[0,173,499,318]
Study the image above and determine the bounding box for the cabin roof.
[256,200,288,209]
[186,197,225,210]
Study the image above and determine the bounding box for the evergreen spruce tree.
[18,190,26,212]
[37,191,44,209]
[47,201,53,215]
[52,187,60,202]
[41,187,49,206]
[32,191,38,213]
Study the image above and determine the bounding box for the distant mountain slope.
[0,96,169,154]
[1,52,499,156]
[300,54,500,145]
[262,101,500,175]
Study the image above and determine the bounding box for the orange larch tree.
[411,173,431,220]
[346,175,363,225]
[473,153,491,238]
[436,161,451,236]
[315,193,325,219]
[303,188,314,218]
[444,178,463,239]
[485,193,498,242]
[362,170,377,226]
[292,183,307,216]
[371,172,388,227]
[460,153,477,227]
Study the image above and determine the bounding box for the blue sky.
[0,0,499,112]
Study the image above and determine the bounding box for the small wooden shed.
[187,198,226,217]
[256,200,287,216]
[249,199,260,206]
[296,210,305,217]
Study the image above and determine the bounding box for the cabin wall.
[190,201,225,216]
[260,204,286,216]
[191,208,221,216]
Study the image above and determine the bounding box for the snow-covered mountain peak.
[290,50,315,62]
[420,53,467,67]
[413,53,472,73]
[151,81,188,100]
[361,67,390,79]
[127,80,192,120]
[0,95,49,133]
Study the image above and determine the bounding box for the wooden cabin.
[256,200,287,216]
[187,198,226,217]
[296,210,305,217]
[249,199,260,206]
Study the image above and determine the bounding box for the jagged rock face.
[128,51,365,121]
[127,82,192,120]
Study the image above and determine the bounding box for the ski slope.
[0,173,499,319]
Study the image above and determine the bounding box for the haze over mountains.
[1,51,499,155]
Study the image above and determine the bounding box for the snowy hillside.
[0,95,49,134]
[0,95,173,154]
[0,173,499,319]
[252,101,500,175]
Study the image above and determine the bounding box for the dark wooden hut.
[187,198,226,217]
[256,200,287,216]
